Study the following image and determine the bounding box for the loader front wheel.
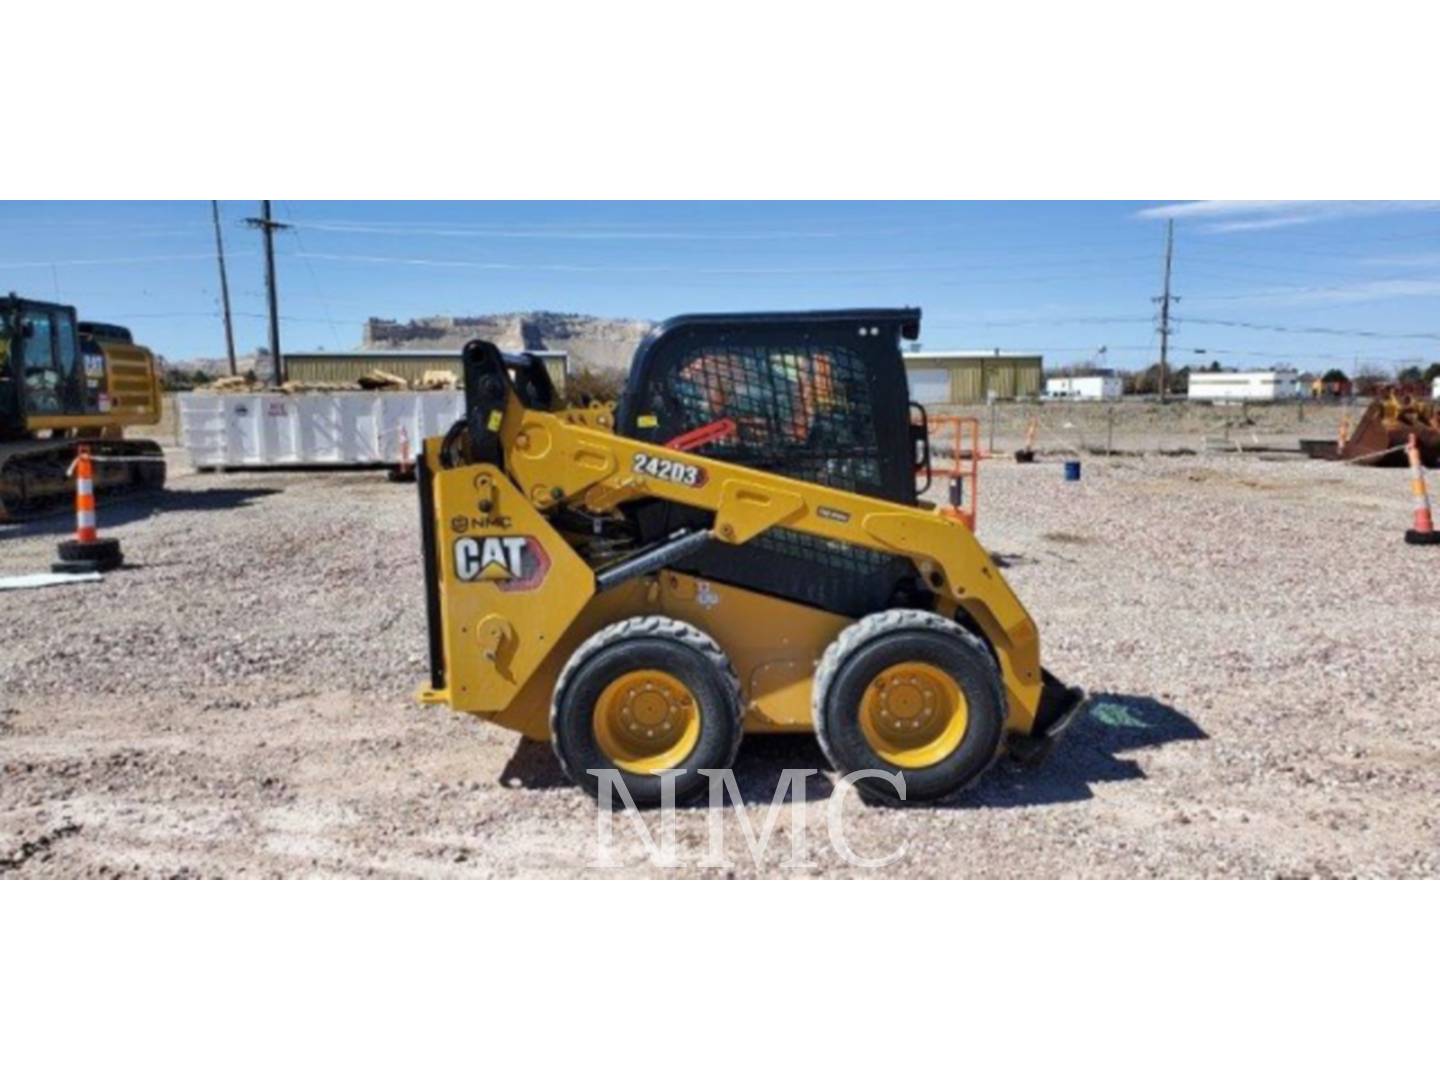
[813,610,1005,804]
[550,616,743,806]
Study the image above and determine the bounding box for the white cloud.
[1200,277,1440,307]
[1135,200,1440,232]
[1204,214,1334,233]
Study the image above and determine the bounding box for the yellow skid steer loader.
[417,309,1083,805]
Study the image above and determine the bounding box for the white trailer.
[1188,370,1298,402]
[178,390,465,468]
[1045,374,1123,401]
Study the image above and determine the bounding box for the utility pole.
[245,201,290,386]
[1155,218,1176,403]
[210,201,238,376]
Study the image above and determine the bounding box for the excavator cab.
[0,297,88,436]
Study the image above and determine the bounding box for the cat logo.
[452,535,550,591]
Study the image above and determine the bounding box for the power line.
[1177,316,1440,342]
[0,252,258,270]
[282,202,347,350]
[111,311,353,326]
[926,315,1156,327]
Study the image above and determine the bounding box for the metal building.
[903,351,1043,404]
[284,350,569,395]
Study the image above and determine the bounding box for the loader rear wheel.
[550,616,743,806]
[813,609,1005,804]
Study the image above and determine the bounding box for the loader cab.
[0,296,87,435]
[614,308,928,618]
[616,308,923,505]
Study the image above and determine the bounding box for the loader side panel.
[426,462,596,716]
[488,572,852,739]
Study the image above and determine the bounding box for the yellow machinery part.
[496,410,1044,730]
[428,546,852,740]
[419,461,596,718]
[656,572,849,733]
[857,661,969,769]
[422,396,1048,741]
[591,668,702,773]
[20,340,162,433]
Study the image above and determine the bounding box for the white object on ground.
[0,571,103,590]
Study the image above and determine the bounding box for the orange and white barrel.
[1406,434,1435,537]
[75,445,97,542]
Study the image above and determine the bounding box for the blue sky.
[3,200,1439,372]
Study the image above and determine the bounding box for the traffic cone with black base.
[53,445,124,573]
[1015,419,1037,463]
[1403,434,1438,546]
[386,426,416,483]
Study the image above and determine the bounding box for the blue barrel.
[1064,460,1082,482]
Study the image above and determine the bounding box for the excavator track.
[0,438,166,522]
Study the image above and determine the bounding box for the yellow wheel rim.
[858,662,968,769]
[592,669,701,774]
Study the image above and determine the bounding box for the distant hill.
[363,312,654,373]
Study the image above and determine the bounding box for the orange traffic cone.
[1404,434,1438,546]
[387,425,416,484]
[1015,418,1038,463]
[53,445,125,572]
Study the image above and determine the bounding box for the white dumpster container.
[178,391,466,468]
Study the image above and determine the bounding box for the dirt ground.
[2,407,1436,878]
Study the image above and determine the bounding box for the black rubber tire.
[550,616,743,806]
[56,537,123,571]
[812,609,1005,804]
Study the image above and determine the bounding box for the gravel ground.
[2,440,1436,878]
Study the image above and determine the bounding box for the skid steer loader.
[417,308,1084,805]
